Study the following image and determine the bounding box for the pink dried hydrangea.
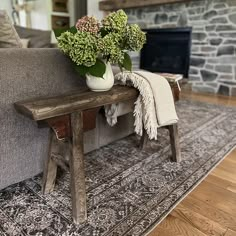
[76,16,99,35]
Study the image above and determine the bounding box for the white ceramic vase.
[86,62,114,92]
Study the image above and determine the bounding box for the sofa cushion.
[14,25,52,48]
[0,10,22,48]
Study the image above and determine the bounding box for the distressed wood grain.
[225,229,236,236]
[15,83,181,224]
[51,153,69,172]
[168,124,181,162]
[69,111,87,224]
[181,195,236,232]
[140,128,149,150]
[171,205,227,236]
[42,130,58,194]
[155,214,207,236]
[14,85,138,121]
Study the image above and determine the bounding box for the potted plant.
[55,10,146,92]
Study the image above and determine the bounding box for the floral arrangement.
[55,10,146,77]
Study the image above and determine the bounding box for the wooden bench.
[14,85,181,224]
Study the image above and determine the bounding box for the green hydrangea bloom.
[109,47,125,64]
[101,32,124,64]
[56,10,146,75]
[102,9,128,33]
[57,31,75,54]
[125,24,146,51]
[58,31,99,67]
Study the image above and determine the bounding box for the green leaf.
[100,27,109,37]
[74,63,89,76]
[53,28,67,38]
[88,59,106,78]
[73,59,106,78]
[118,62,123,72]
[68,26,77,34]
[123,52,132,71]
[54,26,77,38]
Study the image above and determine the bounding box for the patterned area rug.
[0,100,236,236]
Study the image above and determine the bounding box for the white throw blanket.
[105,71,179,140]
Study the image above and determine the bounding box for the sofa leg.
[42,129,58,194]
[168,124,181,162]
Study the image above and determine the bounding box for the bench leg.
[69,111,87,224]
[42,129,58,194]
[168,124,181,162]
[140,127,149,150]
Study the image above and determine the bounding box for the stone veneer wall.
[126,0,236,96]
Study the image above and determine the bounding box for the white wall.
[0,0,13,20]
[1,0,104,29]
[30,0,51,30]
[87,0,103,21]
[0,0,51,29]
[31,0,75,30]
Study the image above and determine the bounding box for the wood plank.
[180,195,236,231]
[46,115,71,140]
[99,0,192,11]
[226,149,236,162]
[69,111,87,224]
[190,181,236,217]
[225,156,236,165]
[168,124,181,162]
[83,107,101,132]
[42,130,58,194]
[51,153,69,172]
[171,205,227,236]
[140,128,149,149]
[215,162,236,177]
[206,151,236,192]
[205,174,236,194]
[210,168,236,186]
[225,229,236,236]
[180,91,236,107]
[156,214,207,236]
[171,84,180,101]
[14,85,138,121]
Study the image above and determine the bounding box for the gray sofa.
[0,48,134,190]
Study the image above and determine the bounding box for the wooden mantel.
[99,0,192,11]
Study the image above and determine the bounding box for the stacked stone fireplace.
[126,0,236,96]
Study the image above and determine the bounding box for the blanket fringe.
[115,72,159,140]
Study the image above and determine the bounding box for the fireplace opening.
[140,27,192,78]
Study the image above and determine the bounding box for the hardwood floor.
[148,91,236,236]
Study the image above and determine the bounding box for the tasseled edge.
[115,72,159,140]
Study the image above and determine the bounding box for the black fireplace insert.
[140,27,192,78]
